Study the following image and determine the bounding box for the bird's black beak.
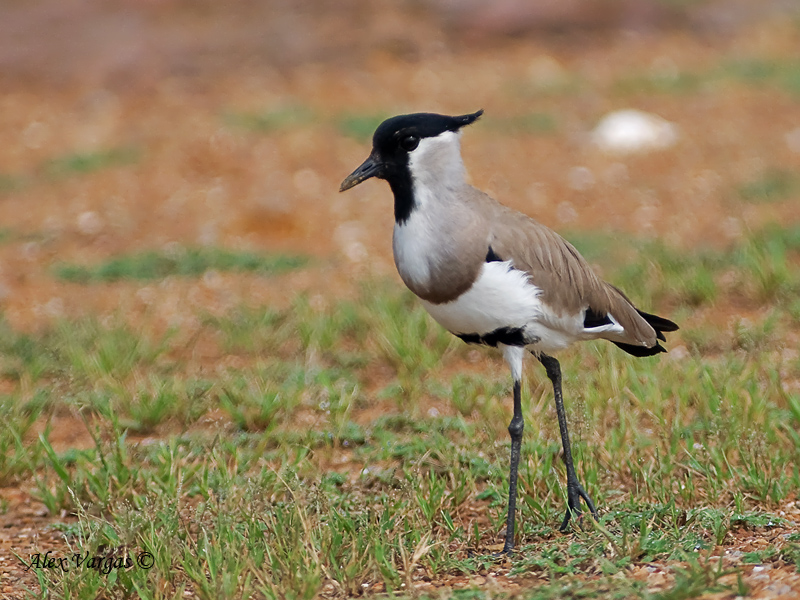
[340,153,383,192]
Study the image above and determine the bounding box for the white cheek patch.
[408,131,466,195]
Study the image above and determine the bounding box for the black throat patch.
[385,163,415,225]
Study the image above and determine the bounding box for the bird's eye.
[400,135,420,152]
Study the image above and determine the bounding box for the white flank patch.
[421,260,542,339]
[421,261,640,354]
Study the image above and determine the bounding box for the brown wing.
[468,189,658,348]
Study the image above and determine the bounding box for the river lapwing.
[340,110,678,553]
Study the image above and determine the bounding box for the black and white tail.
[612,310,679,357]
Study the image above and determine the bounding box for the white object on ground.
[592,109,678,154]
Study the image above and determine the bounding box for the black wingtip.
[638,309,679,332]
[612,341,667,357]
[612,309,679,357]
[601,303,678,358]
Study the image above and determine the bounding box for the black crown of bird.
[341,109,678,554]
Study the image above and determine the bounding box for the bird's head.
[340,110,483,192]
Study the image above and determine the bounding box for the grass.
[613,71,705,96]
[737,169,799,203]
[222,105,388,140]
[482,113,558,135]
[0,227,14,243]
[5,224,800,598]
[53,247,310,283]
[613,57,800,97]
[336,113,390,141]
[222,105,317,133]
[567,224,800,308]
[0,146,138,195]
[0,173,27,193]
[222,107,558,141]
[719,58,800,96]
[42,147,139,178]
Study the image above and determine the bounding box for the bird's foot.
[467,546,515,560]
[559,480,598,532]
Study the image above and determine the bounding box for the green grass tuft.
[613,71,704,95]
[54,247,309,283]
[0,173,27,193]
[719,58,800,95]
[484,113,558,135]
[43,147,139,178]
[567,224,800,308]
[336,113,389,140]
[614,57,800,98]
[738,169,799,203]
[222,105,316,132]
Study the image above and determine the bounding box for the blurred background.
[1,0,799,332]
[3,1,800,596]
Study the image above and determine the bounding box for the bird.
[339,110,678,554]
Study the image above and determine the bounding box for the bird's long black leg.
[538,353,598,531]
[503,378,523,554]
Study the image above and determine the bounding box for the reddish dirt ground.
[1,1,800,597]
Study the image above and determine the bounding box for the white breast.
[392,207,438,291]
